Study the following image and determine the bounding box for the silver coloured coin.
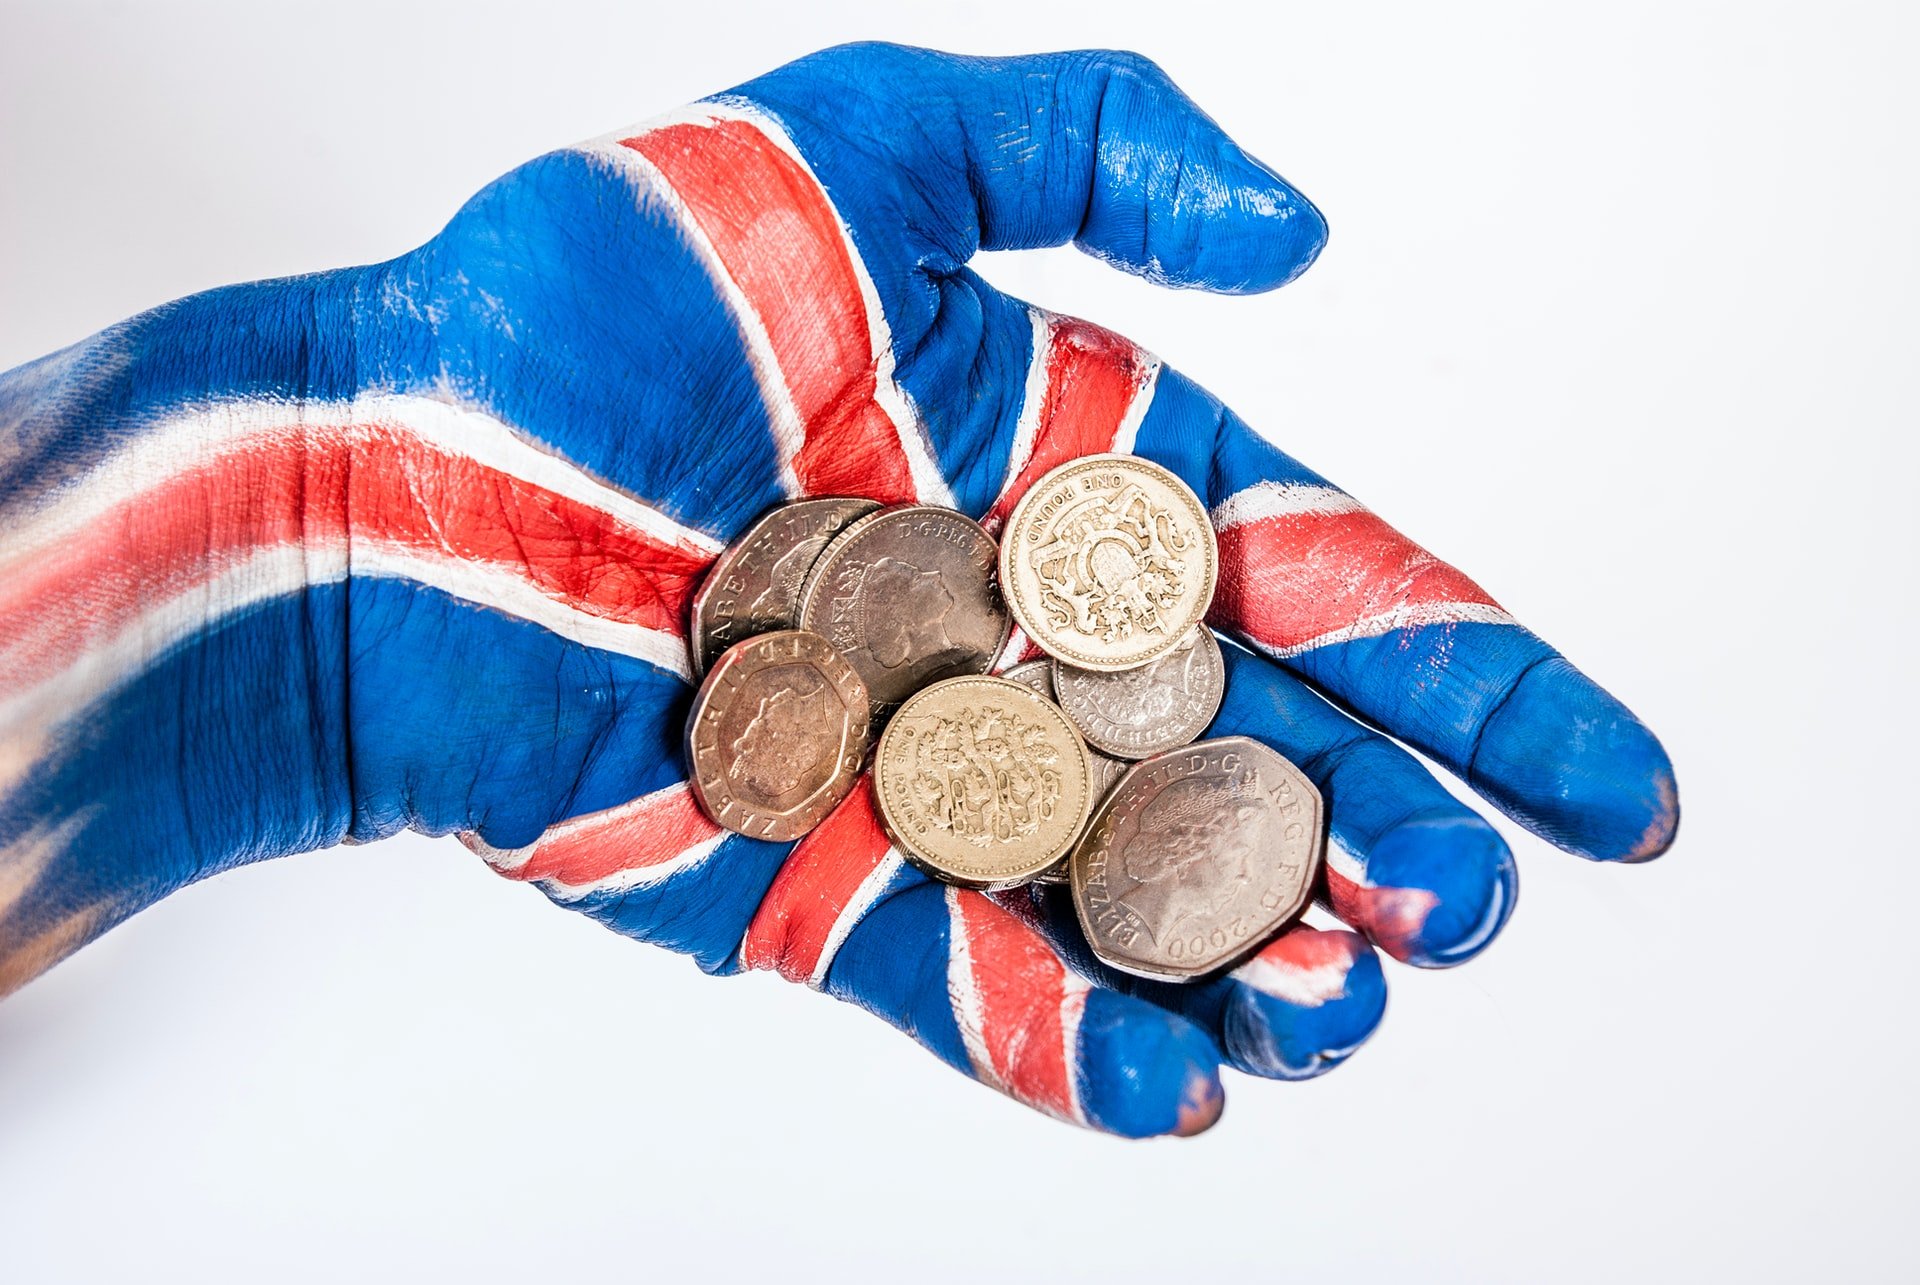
[1053,627,1226,760]
[685,629,870,841]
[1070,736,1323,981]
[798,506,1011,723]
[689,497,880,677]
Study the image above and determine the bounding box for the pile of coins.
[684,455,1325,981]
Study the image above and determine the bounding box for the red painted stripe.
[622,120,918,503]
[983,317,1152,533]
[1324,866,1437,964]
[0,425,713,693]
[1249,923,1367,976]
[740,777,894,983]
[499,786,722,886]
[952,890,1079,1120]
[1213,511,1502,654]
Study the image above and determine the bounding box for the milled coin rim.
[1068,735,1325,981]
[1052,626,1228,760]
[684,628,872,842]
[874,674,1096,890]
[997,453,1218,673]
[688,496,881,678]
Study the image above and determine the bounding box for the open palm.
[0,44,1675,1136]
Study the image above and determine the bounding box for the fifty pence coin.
[686,629,870,841]
[874,675,1094,890]
[1070,736,1323,981]
[798,506,1011,720]
[1053,626,1227,760]
[999,454,1217,672]
[689,497,880,676]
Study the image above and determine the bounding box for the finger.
[739,782,1226,1137]
[480,778,1227,1136]
[1027,887,1388,1081]
[1132,370,1680,863]
[740,43,1326,292]
[1211,641,1518,965]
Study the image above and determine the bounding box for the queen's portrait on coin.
[1120,777,1264,939]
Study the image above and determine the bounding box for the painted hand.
[0,44,1675,1136]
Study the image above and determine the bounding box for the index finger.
[1141,370,1679,863]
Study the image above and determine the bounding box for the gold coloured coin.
[874,675,1095,889]
[998,454,1217,672]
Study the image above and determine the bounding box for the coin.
[798,505,1011,720]
[1003,658,1127,809]
[1001,658,1129,887]
[1053,626,1226,760]
[999,658,1058,698]
[874,675,1095,889]
[685,629,870,841]
[998,454,1218,672]
[689,497,880,676]
[1070,737,1323,981]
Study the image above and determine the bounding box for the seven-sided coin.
[686,629,870,841]
[1070,736,1323,979]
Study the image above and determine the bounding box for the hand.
[0,43,1675,1136]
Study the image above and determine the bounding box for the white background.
[1,1,1914,1280]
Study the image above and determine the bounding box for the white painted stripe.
[944,887,1002,1093]
[1324,829,1369,888]
[594,102,952,508]
[535,830,726,902]
[352,545,693,681]
[459,781,723,899]
[463,781,704,873]
[576,134,807,500]
[1208,480,1367,530]
[1,392,722,567]
[1231,949,1354,1008]
[1256,600,1519,660]
[983,308,1058,533]
[0,544,330,736]
[806,848,904,989]
[990,624,1035,674]
[1108,357,1162,458]
[1056,972,1091,1126]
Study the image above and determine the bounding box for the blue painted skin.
[0,45,1675,1136]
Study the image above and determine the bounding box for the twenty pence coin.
[686,629,870,841]
[1070,736,1323,981]
[998,454,1217,672]
[875,675,1094,889]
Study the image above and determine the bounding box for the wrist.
[0,259,434,970]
